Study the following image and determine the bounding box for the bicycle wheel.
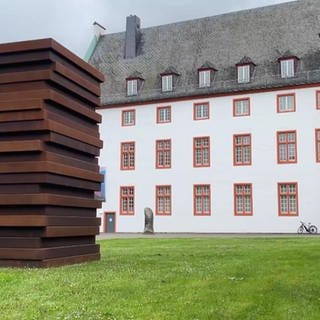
[309,225,318,234]
[297,226,304,234]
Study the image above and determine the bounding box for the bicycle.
[297,221,318,234]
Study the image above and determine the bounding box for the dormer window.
[199,70,211,88]
[160,66,180,93]
[126,71,144,96]
[236,57,255,84]
[280,59,295,78]
[198,62,216,88]
[127,79,138,96]
[237,65,250,83]
[278,51,299,79]
[162,75,173,92]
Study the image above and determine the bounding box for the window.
[277,131,297,164]
[156,139,171,169]
[194,102,209,120]
[277,94,295,113]
[234,184,253,216]
[120,186,135,215]
[233,98,250,117]
[234,134,251,166]
[157,106,171,123]
[316,129,320,162]
[278,183,298,216]
[156,185,171,215]
[316,91,320,109]
[194,185,211,215]
[121,142,135,170]
[193,137,210,167]
[199,70,211,88]
[122,109,135,126]
[237,65,250,83]
[127,79,138,96]
[162,75,173,92]
[280,59,294,78]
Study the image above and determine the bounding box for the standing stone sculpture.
[144,207,154,234]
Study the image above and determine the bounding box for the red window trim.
[277,182,299,216]
[233,133,252,166]
[277,130,297,164]
[155,139,172,169]
[234,183,253,216]
[156,106,171,123]
[193,184,211,216]
[276,93,296,113]
[120,141,135,170]
[193,101,210,120]
[193,136,210,168]
[316,129,320,163]
[233,97,250,117]
[119,186,135,216]
[121,109,136,127]
[155,185,172,216]
[316,91,320,110]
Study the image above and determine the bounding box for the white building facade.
[91,0,320,233]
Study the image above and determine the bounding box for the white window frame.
[237,65,250,83]
[127,79,138,96]
[199,70,211,88]
[280,59,295,78]
[162,75,173,92]
[278,94,295,112]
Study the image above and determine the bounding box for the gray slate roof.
[90,0,320,106]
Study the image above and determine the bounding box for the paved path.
[97,232,318,240]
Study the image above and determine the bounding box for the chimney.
[125,15,141,59]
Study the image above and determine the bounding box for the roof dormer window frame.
[279,58,295,79]
[236,57,255,84]
[160,67,180,93]
[198,69,211,88]
[126,72,144,97]
[278,52,299,79]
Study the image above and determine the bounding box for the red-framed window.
[234,184,253,216]
[277,131,297,164]
[316,129,320,162]
[157,106,171,123]
[277,93,296,113]
[120,142,135,170]
[233,98,250,117]
[233,134,251,166]
[278,183,298,216]
[316,91,320,110]
[122,109,135,126]
[155,185,172,215]
[194,102,209,120]
[194,184,211,216]
[193,137,210,167]
[120,186,135,215]
[156,139,171,169]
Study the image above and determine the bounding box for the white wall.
[98,86,320,233]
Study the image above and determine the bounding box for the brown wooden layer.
[0,140,43,153]
[0,244,99,260]
[0,215,100,227]
[0,253,100,268]
[0,194,101,208]
[0,38,104,82]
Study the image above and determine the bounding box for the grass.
[0,237,319,320]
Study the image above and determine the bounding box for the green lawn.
[0,237,319,320]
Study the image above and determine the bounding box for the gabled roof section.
[198,61,217,71]
[90,0,320,106]
[278,50,300,61]
[160,66,180,76]
[236,56,256,66]
[126,71,144,80]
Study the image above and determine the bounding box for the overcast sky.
[0,0,291,58]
